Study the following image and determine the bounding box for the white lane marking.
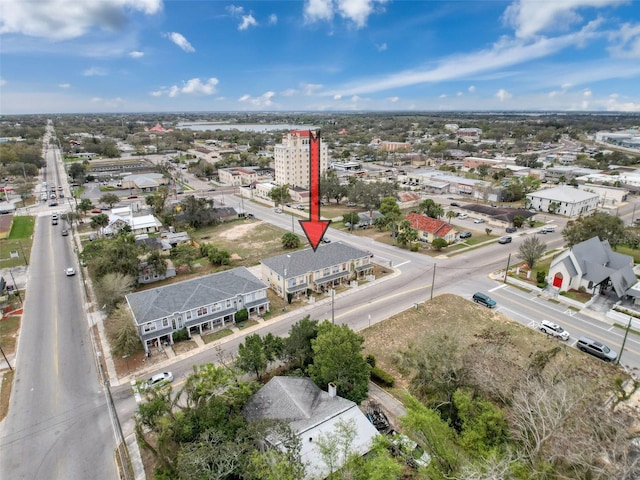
[394,261,411,268]
[489,284,508,293]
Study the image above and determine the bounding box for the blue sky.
[1,0,640,114]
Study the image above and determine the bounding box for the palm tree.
[446,210,457,224]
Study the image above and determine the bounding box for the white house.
[526,186,599,217]
[101,206,162,236]
[243,377,379,480]
[548,237,639,300]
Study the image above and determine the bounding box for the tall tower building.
[274,130,329,189]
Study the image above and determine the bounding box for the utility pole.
[504,253,511,284]
[8,268,22,305]
[430,264,436,300]
[331,288,335,324]
[0,343,12,371]
[616,316,634,365]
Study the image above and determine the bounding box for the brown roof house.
[406,213,457,244]
[243,377,379,479]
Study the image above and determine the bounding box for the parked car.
[321,237,331,244]
[346,202,356,207]
[61,229,69,236]
[389,430,431,469]
[458,214,468,220]
[506,226,517,233]
[459,231,472,239]
[65,267,75,276]
[472,292,496,308]
[539,320,570,340]
[539,225,556,234]
[473,218,485,224]
[498,236,512,244]
[450,202,460,207]
[576,337,617,362]
[296,205,306,210]
[142,372,174,390]
[274,208,283,214]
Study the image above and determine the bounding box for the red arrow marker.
[299,130,331,251]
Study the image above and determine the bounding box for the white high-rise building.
[274,130,329,189]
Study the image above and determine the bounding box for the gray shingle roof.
[243,377,353,433]
[126,266,267,325]
[261,241,371,277]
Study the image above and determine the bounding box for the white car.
[539,320,570,340]
[458,214,468,220]
[65,267,76,276]
[142,372,174,390]
[473,218,485,224]
[274,208,283,214]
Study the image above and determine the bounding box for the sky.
[1,0,640,115]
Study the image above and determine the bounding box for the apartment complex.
[274,130,329,189]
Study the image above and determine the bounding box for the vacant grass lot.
[0,216,34,267]
[362,293,622,393]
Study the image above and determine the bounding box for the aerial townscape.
[1,1,640,480]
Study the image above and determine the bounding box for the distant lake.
[177,123,317,132]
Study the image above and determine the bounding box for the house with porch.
[260,242,374,300]
[406,213,457,244]
[548,237,640,300]
[243,377,379,480]
[125,267,269,353]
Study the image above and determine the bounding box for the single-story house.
[121,173,169,192]
[526,186,599,217]
[548,237,640,300]
[243,377,379,480]
[102,206,163,236]
[261,242,374,299]
[346,211,384,229]
[406,213,457,243]
[125,266,269,353]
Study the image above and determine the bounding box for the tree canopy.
[562,213,627,248]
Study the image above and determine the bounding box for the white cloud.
[388,96,399,102]
[280,89,297,97]
[302,83,323,95]
[457,91,463,96]
[58,83,71,88]
[561,82,573,89]
[238,91,276,107]
[239,15,258,31]
[351,95,360,102]
[328,22,602,96]
[129,51,144,58]
[583,88,592,96]
[0,0,162,40]
[468,85,476,93]
[304,0,388,28]
[605,94,640,111]
[83,67,107,76]
[165,32,195,52]
[334,94,342,100]
[152,78,219,97]
[496,88,513,101]
[226,5,244,16]
[502,0,626,39]
[439,94,447,98]
[608,22,640,58]
[268,14,278,25]
[0,77,6,87]
[376,42,387,51]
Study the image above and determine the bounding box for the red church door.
[553,273,563,288]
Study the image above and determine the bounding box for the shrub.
[536,271,546,284]
[235,308,249,323]
[366,354,376,368]
[173,328,189,343]
[370,366,394,387]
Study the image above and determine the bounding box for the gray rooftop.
[528,186,599,203]
[126,266,267,325]
[261,241,371,277]
[243,377,354,433]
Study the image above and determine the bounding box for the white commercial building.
[526,186,599,217]
[274,130,328,189]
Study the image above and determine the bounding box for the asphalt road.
[0,138,117,479]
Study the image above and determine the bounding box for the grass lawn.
[614,245,640,264]
[0,371,14,422]
[0,316,20,356]
[1,216,34,267]
[202,328,233,344]
[559,289,593,303]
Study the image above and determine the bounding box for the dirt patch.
[218,221,263,241]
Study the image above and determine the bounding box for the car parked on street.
[539,320,570,340]
[274,208,283,214]
[472,292,496,308]
[61,229,68,236]
[65,267,75,276]
[458,213,468,220]
[576,337,617,362]
[459,231,472,239]
[498,236,512,244]
[506,226,517,233]
[142,372,174,390]
[473,218,485,224]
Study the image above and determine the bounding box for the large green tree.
[269,185,292,206]
[282,316,319,371]
[99,193,120,208]
[562,213,627,248]
[309,322,370,404]
[236,333,283,380]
